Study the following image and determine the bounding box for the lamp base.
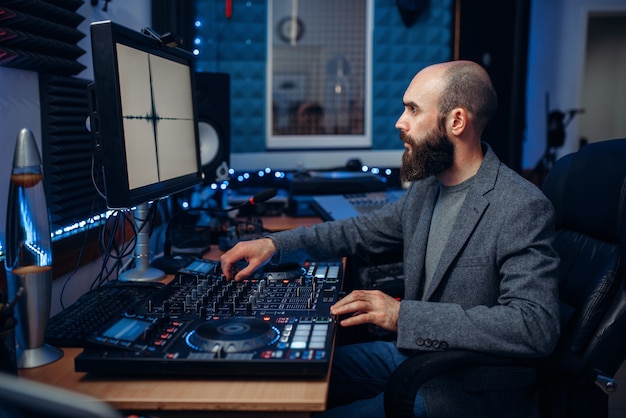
[17,343,63,369]
[120,266,166,282]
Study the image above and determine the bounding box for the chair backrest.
[0,372,123,418]
[540,138,626,417]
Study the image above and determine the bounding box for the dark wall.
[457,0,530,173]
[150,0,195,52]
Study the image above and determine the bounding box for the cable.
[162,188,277,256]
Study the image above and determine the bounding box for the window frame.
[265,0,373,150]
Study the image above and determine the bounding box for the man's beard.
[399,126,455,182]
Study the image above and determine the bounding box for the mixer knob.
[246,301,252,316]
[191,289,198,300]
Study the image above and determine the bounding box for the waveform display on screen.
[122,60,194,124]
[116,43,198,191]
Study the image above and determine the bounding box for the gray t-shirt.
[423,177,473,298]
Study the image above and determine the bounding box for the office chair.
[384,138,626,417]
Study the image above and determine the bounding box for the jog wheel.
[186,318,277,353]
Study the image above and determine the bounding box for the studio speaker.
[195,72,231,183]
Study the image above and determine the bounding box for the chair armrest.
[384,350,525,417]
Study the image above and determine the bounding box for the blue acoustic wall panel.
[371,0,452,149]
[194,0,452,155]
[195,0,268,153]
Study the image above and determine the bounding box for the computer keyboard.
[45,281,164,347]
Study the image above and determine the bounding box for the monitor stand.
[120,201,166,282]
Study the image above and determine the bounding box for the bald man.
[221,61,559,418]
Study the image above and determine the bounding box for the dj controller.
[74,259,343,378]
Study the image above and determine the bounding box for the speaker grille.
[195,72,230,184]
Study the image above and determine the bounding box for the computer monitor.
[89,20,203,210]
[88,20,204,280]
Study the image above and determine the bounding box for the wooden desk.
[20,215,328,417]
[20,347,329,417]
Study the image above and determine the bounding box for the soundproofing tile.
[39,73,101,234]
[0,0,86,75]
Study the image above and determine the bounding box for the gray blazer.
[271,144,560,417]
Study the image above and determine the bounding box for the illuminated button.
[315,266,328,278]
[309,340,326,349]
[295,325,311,336]
[291,341,307,349]
[294,330,310,339]
[326,266,339,278]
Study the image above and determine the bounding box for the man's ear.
[448,107,467,135]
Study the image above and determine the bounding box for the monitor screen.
[89,20,203,209]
